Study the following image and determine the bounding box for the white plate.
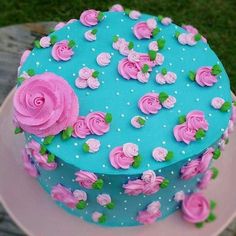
[0,89,235,236]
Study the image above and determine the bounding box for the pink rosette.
[174,123,196,144]
[39,36,51,48]
[186,110,208,131]
[154,53,164,65]
[20,50,31,66]
[79,67,94,80]
[195,66,217,87]
[211,97,225,109]
[149,41,158,51]
[138,53,157,68]
[143,176,164,195]
[185,33,197,46]
[75,78,88,88]
[141,170,156,183]
[155,73,166,85]
[72,116,90,138]
[109,4,124,12]
[129,10,141,20]
[97,194,111,206]
[109,146,134,169]
[131,116,145,128]
[137,71,150,83]
[54,22,66,31]
[118,58,139,80]
[96,52,111,66]
[146,18,157,30]
[165,72,177,84]
[182,25,199,35]
[80,9,100,27]
[136,208,161,224]
[152,147,168,162]
[162,96,176,109]
[182,192,210,223]
[84,30,96,41]
[123,143,139,158]
[52,40,74,61]
[119,42,132,56]
[21,149,38,178]
[147,201,161,214]
[75,170,98,189]
[13,72,78,137]
[112,38,126,50]
[123,179,145,196]
[127,51,140,63]
[92,212,103,222]
[73,190,87,201]
[133,22,153,40]
[198,148,214,173]
[181,159,200,180]
[86,138,101,153]
[178,33,188,45]
[85,112,110,135]
[87,77,100,89]
[161,17,172,25]
[138,93,162,115]
[198,170,213,190]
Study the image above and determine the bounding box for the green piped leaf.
[220,101,231,112]
[161,68,167,75]
[17,77,25,84]
[195,222,204,228]
[76,200,87,209]
[175,31,181,38]
[47,153,55,163]
[159,92,169,103]
[178,115,186,124]
[112,35,119,43]
[92,70,99,78]
[225,138,229,144]
[152,28,160,37]
[137,117,146,126]
[98,214,106,223]
[124,8,131,14]
[158,15,163,21]
[189,71,196,81]
[106,201,115,209]
[211,167,219,179]
[27,69,35,76]
[141,64,149,73]
[195,129,206,140]
[194,33,202,41]
[128,41,134,50]
[206,212,216,222]
[43,135,55,145]
[39,145,47,155]
[212,148,221,160]
[105,113,112,124]
[92,179,103,190]
[160,179,169,188]
[61,126,73,140]
[82,143,90,153]
[165,151,174,161]
[211,64,222,75]
[14,127,23,134]
[68,40,76,48]
[132,155,142,168]
[50,35,57,45]
[210,200,217,210]
[157,39,166,50]
[91,28,98,35]
[34,40,41,48]
[148,50,157,61]
[233,101,236,106]
[97,12,104,22]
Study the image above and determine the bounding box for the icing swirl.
[96,52,111,66]
[186,110,209,131]
[211,97,225,109]
[84,30,97,41]
[75,170,98,189]
[174,124,196,144]
[39,36,51,48]
[129,10,141,20]
[181,159,200,180]
[97,194,111,206]
[73,116,90,138]
[195,66,217,87]
[138,93,162,114]
[152,147,168,162]
[123,179,145,196]
[52,40,74,61]
[118,58,139,80]
[80,9,102,27]
[85,138,101,153]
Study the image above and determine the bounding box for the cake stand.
[0,89,235,236]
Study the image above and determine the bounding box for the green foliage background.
[1,0,235,91]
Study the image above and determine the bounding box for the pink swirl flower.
[21,149,38,178]
[129,10,141,20]
[97,194,111,206]
[142,176,164,195]
[174,191,185,202]
[162,96,176,109]
[13,72,79,137]
[131,116,145,128]
[79,67,94,80]
[146,18,157,30]
[138,53,157,68]
[136,208,161,224]
[182,25,199,35]
[109,4,124,12]
[54,22,66,31]
[198,148,214,173]
[147,201,161,214]
[141,170,156,183]
[96,52,111,66]
[118,58,139,80]
[165,72,177,84]
[87,77,100,89]
[73,190,87,201]
[84,30,97,41]
[39,36,51,48]
[161,17,172,25]
[186,110,208,131]
[174,123,196,144]
[123,143,139,158]
[72,116,90,138]
[86,138,100,153]
[133,22,153,39]
[152,147,168,162]
[181,159,200,180]
[182,192,210,223]
[20,50,31,66]
[80,9,100,27]
[119,42,132,56]
[137,71,150,83]
[155,53,164,65]
[198,170,212,190]
[138,93,162,115]
[92,212,103,222]
[75,78,88,88]
[75,170,98,189]
[85,112,110,136]
[155,73,166,84]
[177,33,188,45]
[211,97,225,109]
[109,146,134,169]
[149,41,158,51]
[52,40,74,61]
[185,33,197,46]
[123,179,145,196]
[112,38,126,50]
[195,66,217,87]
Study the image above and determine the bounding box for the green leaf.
[91,28,98,35]
[106,201,115,209]
[43,135,55,145]
[17,77,25,84]
[128,41,134,50]
[50,35,57,45]
[152,28,160,37]
[132,155,142,168]
[194,33,202,41]
[220,101,231,112]
[141,64,149,73]
[112,35,119,43]
[137,117,146,126]
[97,12,104,22]
[211,167,219,179]
[68,40,76,48]
[76,200,87,209]
[105,113,112,124]
[195,222,204,228]
[61,127,73,140]
[148,50,157,61]
[98,214,106,223]
[211,64,222,75]
[124,8,131,14]
[158,15,163,21]
[92,70,99,78]
[157,39,166,50]
[178,115,186,124]
[27,69,35,76]
[82,143,90,153]
[159,92,169,103]
[34,40,41,48]
[206,212,216,222]
[233,101,236,107]
[195,129,206,140]
[189,71,196,81]
[14,127,23,134]
[165,151,174,161]
[213,148,221,160]
[225,138,229,144]
[210,200,217,210]
[47,153,55,163]
[161,68,167,75]
[175,31,181,38]
[160,179,169,188]
[39,145,47,155]
[92,179,103,190]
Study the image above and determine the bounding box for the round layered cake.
[13,5,235,227]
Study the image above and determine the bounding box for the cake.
[13,4,235,228]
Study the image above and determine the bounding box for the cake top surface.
[18,11,231,175]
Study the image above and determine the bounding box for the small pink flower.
[211,97,225,109]
[162,96,176,109]
[181,159,200,180]
[161,17,172,25]
[123,179,145,196]
[118,58,139,80]
[178,33,188,45]
[182,25,199,35]
[51,40,74,61]
[131,116,146,128]
[137,71,150,83]
[173,123,196,144]
[198,148,214,173]
[195,66,217,87]
[133,22,153,40]
[136,206,161,224]
[174,191,185,202]
[73,190,87,201]
[75,78,88,88]
[79,67,94,80]
[149,41,158,51]
[155,53,164,65]
[123,143,139,158]
[67,19,77,24]
[73,116,90,138]
[86,138,100,153]
[146,201,161,214]
[109,4,124,12]
[112,38,126,50]
[141,170,156,183]
[92,212,103,222]
[97,194,111,206]
[80,9,101,27]
[155,73,166,84]
[198,170,212,190]
[87,77,100,89]
[84,30,97,41]
[142,176,164,195]
[186,110,208,131]
[39,36,51,48]
[129,10,141,20]
[20,50,31,66]
[21,149,38,178]
[96,52,111,66]
[152,147,168,162]
[146,18,157,30]
[75,170,98,189]
[127,51,140,63]
[54,22,66,31]
[165,72,177,84]
[185,33,197,46]
[119,42,132,56]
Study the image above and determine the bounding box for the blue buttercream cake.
[13,4,235,228]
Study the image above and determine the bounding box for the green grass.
[1,0,235,91]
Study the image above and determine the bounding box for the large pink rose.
[138,93,162,114]
[85,112,110,136]
[195,66,217,87]
[136,209,161,225]
[80,9,100,26]
[118,58,139,80]
[21,149,38,178]
[133,22,152,39]
[13,72,79,137]
[182,192,210,223]
[174,123,196,144]
[198,148,214,173]
[52,40,74,61]
[75,170,98,189]
[123,179,145,196]
[109,146,134,169]
[186,110,209,131]
[181,159,200,180]
[72,116,90,138]
[142,176,164,195]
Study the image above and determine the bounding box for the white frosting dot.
[167,47,171,51]
[174,91,178,94]
[121,114,125,118]
[181,69,185,73]
[32,53,35,56]
[221,128,225,132]
[137,44,140,48]
[171,171,174,175]
[124,207,127,211]
[196,98,200,102]
[74,142,78,146]
[193,58,196,61]
[173,185,176,189]
[86,92,90,96]
[218,86,222,89]
[158,196,162,200]
[48,58,52,62]
[127,102,131,106]
[108,182,112,185]
[116,92,120,96]
[36,61,40,66]
[180,57,184,61]
[75,155,79,159]
[162,141,166,145]
[106,25,110,29]
[61,163,64,167]
[204,47,208,51]
[181,150,186,155]
[48,176,51,180]
[147,163,150,167]
[107,144,111,148]
[113,215,116,218]
[67,35,70,39]
[138,203,142,206]
[158,169,162,173]
[120,19,124,22]
[102,164,106,168]
[186,83,190,87]
[116,78,119,81]
[117,128,121,132]
[137,138,141,142]
[58,66,62,70]
[130,89,134,93]
[57,145,60,148]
